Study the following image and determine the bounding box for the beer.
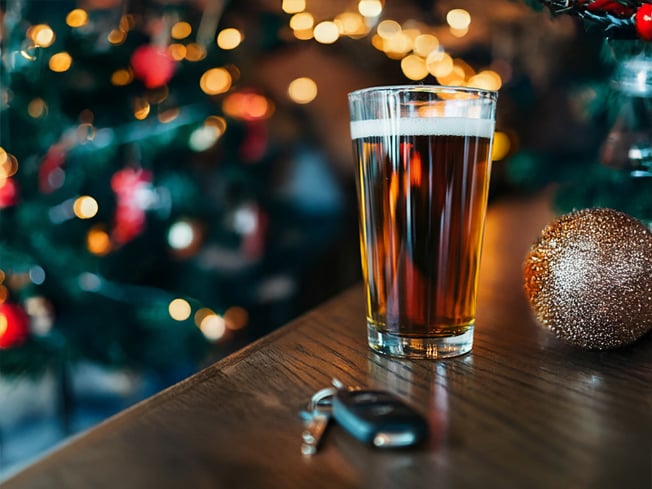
[351,117,493,349]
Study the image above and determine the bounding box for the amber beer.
[350,107,495,358]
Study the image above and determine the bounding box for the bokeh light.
[446,9,471,30]
[73,196,98,219]
[66,9,88,28]
[358,0,383,17]
[217,28,243,50]
[86,226,112,256]
[282,0,305,14]
[171,21,192,40]
[30,24,55,47]
[200,67,232,95]
[169,298,191,321]
[288,77,318,104]
[49,52,72,72]
[313,21,339,44]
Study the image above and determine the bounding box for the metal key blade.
[301,411,330,455]
[300,386,336,456]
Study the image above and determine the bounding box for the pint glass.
[348,86,497,359]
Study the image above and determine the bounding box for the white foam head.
[350,117,494,140]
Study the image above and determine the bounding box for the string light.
[401,54,428,80]
[282,0,305,14]
[108,29,127,45]
[217,28,243,50]
[169,298,191,321]
[49,52,72,72]
[86,226,112,256]
[66,9,89,28]
[313,21,339,44]
[111,68,133,86]
[288,77,318,104]
[289,12,314,31]
[224,306,248,331]
[199,313,226,340]
[171,21,192,40]
[28,98,47,117]
[30,24,55,48]
[185,43,207,61]
[200,67,232,95]
[358,0,383,18]
[73,196,98,219]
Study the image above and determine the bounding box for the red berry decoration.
[0,302,30,349]
[130,45,176,89]
[636,4,652,41]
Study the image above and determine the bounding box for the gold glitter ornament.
[524,208,652,350]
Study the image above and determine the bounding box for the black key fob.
[332,389,428,448]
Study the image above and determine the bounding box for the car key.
[300,386,336,456]
[331,386,428,448]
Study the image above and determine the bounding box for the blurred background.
[1,0,651,478]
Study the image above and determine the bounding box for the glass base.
[367,323,473,359]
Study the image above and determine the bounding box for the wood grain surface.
[3,194,651,489]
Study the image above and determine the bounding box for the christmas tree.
[0,0,351,379]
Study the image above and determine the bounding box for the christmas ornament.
[635,3,652,41]
[0,178,19,208]
[524,208,652,349]
[531,0,649,40]
[0,302,30,349]
[130,45,176,89]
[111,167,154,244]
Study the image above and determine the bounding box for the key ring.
[307,386,337,412]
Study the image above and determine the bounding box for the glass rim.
[348,84,498,100]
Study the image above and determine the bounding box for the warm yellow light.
[120,15,135,31]
[377,20,401,39]
[491,131,511,161]
[335,12,366,36]
[108,29,127,45]
[87,227,112,256]
[293,29,313,41]
[169,298,191,321]
[49,52,72,72]
[313,21,339,44]
[289,12,314,31]
[282,0,305,14]
[66,9,88,28]
[200,67,232,95]
[167,43,186,61]
[401,54,428,81]
[222,92,273,121]
[358,0,383,17]
[171,21,192,40]
[224,306,249,331]
[194,308,214,327]
[217,28,243,50]
[0,151,18,178]
[28,98,47,118]
[199,313,226,340]
[413,34,439,57]
[426,51,453,78]
[467,70,503,91]
[73,196,98,219]
[111,68,133,86]
[384,32,412,58]
[31,24,55,47]
[158,108,180,124]
[133,98,150,120]
[288,77,317,104]
[446,9,471,29]
[205,115,228,135]
[185,43,207,61]
[450,26,469,38]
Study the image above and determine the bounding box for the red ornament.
[130,45,176,89]
[0,302,30,349]
[636,4,652,41]
[0,178,19,208]
[111,168,153,244]
[586,0,635,17]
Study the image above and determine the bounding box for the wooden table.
[3,194,651,489]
